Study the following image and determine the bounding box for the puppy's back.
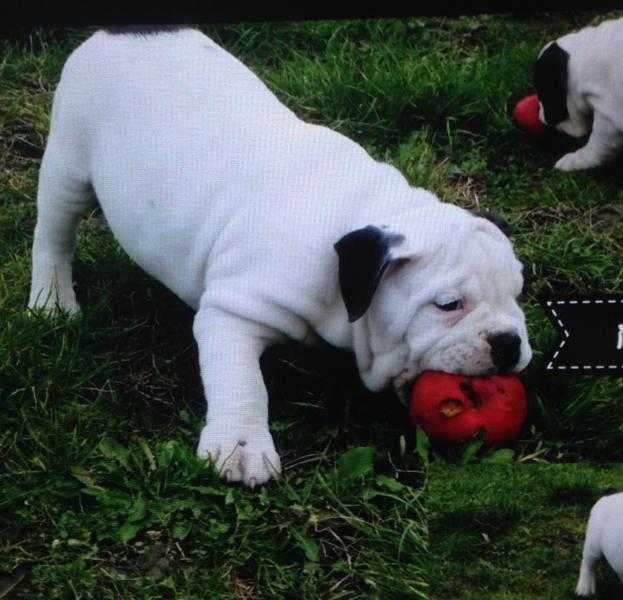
[51,26,295,137]
[558,16,623,69]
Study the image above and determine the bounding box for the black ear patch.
[470,209,513,237]
[334,225,404,323]
[534,42,570,126]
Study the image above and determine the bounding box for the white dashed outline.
[545,299,623,371]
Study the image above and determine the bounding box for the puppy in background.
[576,490,623,596]
[535,17,623,171]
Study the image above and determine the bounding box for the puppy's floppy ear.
[334,225,405,323]
[470,209,513,237]
[534,41,570,126]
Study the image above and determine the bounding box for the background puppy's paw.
[555,152,593,171]
[197,424,281,487]
[575,569,596,596]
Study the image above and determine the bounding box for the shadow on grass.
[71,253,423,484]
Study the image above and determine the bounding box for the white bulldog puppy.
[29,26,532,487]
[535,17,623,171]
[576,490,623,596]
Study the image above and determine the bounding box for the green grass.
[427,462,623,599]
[1,11,623,599]
[3,437,428,598]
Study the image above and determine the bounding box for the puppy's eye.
[434,300,463,312]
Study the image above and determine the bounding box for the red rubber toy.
[409,371,527,445]
[513,94,546,135]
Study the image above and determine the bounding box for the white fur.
[540,18,623,171]
[576,492,623,596]
[29,29,532,486]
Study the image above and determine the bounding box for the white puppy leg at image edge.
[575,497,607,597]
[193,305,282,487]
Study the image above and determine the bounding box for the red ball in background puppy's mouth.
[513,94,547,135]
[409,371,527,445]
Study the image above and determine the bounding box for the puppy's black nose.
[488,332,521,371]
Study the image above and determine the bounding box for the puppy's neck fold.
[351,314,408,392]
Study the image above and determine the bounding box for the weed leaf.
[118,522,140,543]
[293,529,320,562]
[138,438,157,471]
[172,522,192,540]
[375,475,405,493]
[415,428,430,464]
[481,448,515,464]
[337,447,374,481]
[70,466,103,490]
[460,429,486,465]
[99,438,130,468]
[127,496,147,523]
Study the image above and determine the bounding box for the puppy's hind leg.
[28,140,94,315]
[575,502,604,597]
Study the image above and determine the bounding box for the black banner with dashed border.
[539,295,623,375]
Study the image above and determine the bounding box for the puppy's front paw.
[575,580,595,597]
[28,288,81,316]
[197,423,281,487]
[575,567,596,596]
[28,298,81,316]
[555,151,595,172]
